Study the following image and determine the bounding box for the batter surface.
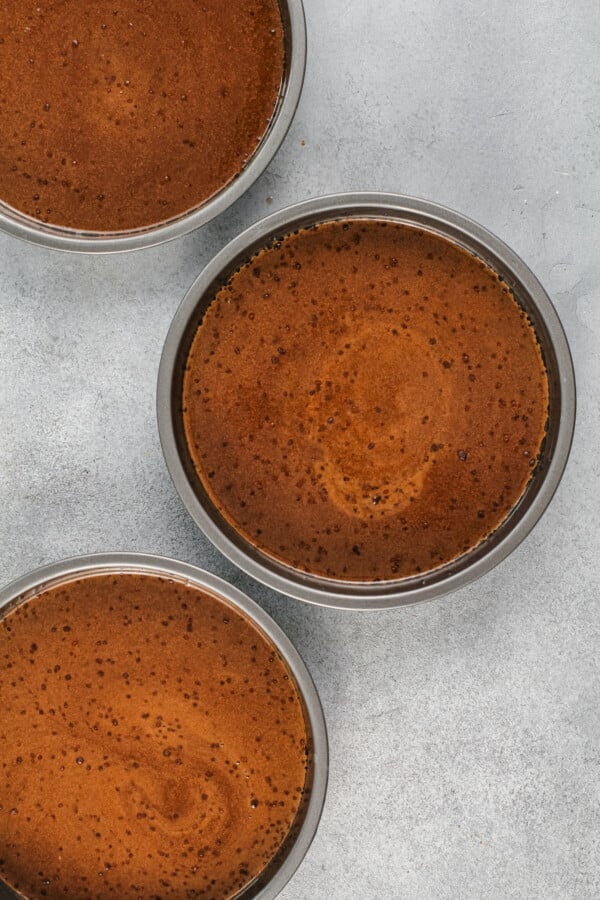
[183,219,549,581]
[0,573,308,898]
[0,1,284,231]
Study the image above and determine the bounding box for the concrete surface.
[1,0,599,897]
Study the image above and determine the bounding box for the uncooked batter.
[0,1,284,231]
[182,219,549,580]
[0,573,309,898]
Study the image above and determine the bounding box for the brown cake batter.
[182,219,549,581]
[0,573,309,898]
[0,1,284,231]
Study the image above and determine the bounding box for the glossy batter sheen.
[0,1,284,231]
[0,574,309,898]
[183,219,549,581]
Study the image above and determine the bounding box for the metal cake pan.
[0,1,306,253]
[0,553,328,899]
[157,193,576,610]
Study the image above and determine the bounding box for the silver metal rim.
[0,552,328,899]
[157,192,577,610]
[0,1,307,254]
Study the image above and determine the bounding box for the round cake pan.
[0,1,306,254]
[0,553,328,899]
[157,192,576,611]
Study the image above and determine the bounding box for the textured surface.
[0,0,599,898]
[0,573,307,899]
[183,220,549,581]
[0,0,284,230]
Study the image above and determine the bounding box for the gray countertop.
[1,0,599,897]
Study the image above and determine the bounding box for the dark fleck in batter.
[183,219,549,581]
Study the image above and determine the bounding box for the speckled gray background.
[1,0,599,897]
